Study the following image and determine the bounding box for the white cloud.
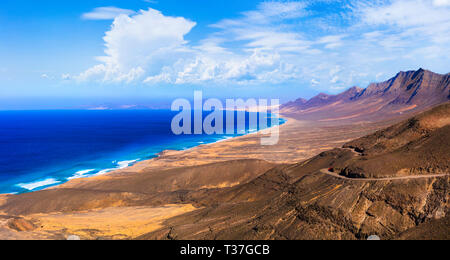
[353,0,450,58]
[311,79,320,86]
[210,2,311,53]
[76,4,308,85]
[73,1,450,93]
[139,1,312,86]
[244,1,307,22]
[76,8,196,83]
[433,0,450,6]
[61,73,71,80]
[330,76,339,83]
[358,0,449,27]
[213,1,307,28]
[317,35,347,49]
[82,7,135,20]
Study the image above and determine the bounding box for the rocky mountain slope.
[282,69,450,122]
[139,103,449,240]
[341,104,450,178]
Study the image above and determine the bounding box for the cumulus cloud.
[140,1,311,85]
[75,4,308,85]
[76,8,196,83]
[81,6,135,20]
[73,1,450,92]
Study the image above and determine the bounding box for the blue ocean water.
[0,110,285,194]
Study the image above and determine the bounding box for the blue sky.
[1,0,449,109]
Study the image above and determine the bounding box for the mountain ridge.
[282,69,450,122]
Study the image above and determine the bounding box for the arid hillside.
[341,103,450,178]
[140,103,449,240]
[282,69,450,122]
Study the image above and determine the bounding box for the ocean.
[0,110,284,194]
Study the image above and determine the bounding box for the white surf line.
[67,169,96,180]
[16,178,62,191]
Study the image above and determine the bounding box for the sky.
[0,0,449,109]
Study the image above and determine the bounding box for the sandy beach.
[54,115,392,190]
[0,113,393,239]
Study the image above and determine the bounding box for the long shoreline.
[64,116,289,179]
[1,116,289,195]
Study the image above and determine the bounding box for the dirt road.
[320,168,449,182]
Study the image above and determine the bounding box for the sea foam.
[67,169,96,180]
[117,159,140,169]
[94,159,140,176]
[17,178,61,191]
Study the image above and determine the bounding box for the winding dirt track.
[320,148,449,181]
[320,169,449,182]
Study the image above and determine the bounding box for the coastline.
[1,109,397,196]
[0,110,421,240]
[48,116,291,190]
[108,116,289,174]
[1,116,288,195]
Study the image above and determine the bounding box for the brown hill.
[395,216,450,240]
[341,103,450,178]
[140,103,449,240]
[282,69,450,122]
[0,159,275,216]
